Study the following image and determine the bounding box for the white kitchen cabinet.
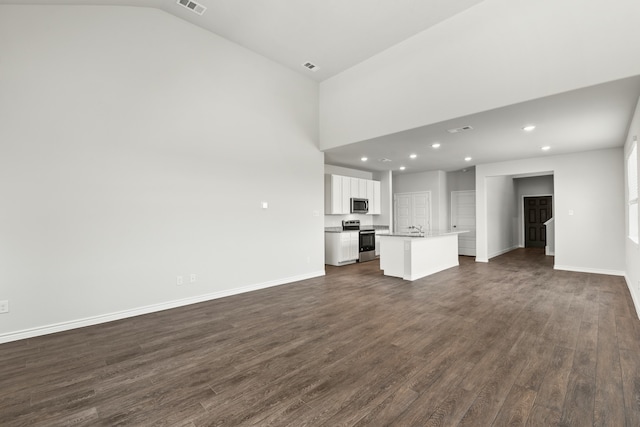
[366,180,381,215]
[359,178,367,199]
[325,174,351,214]
[325,231,359,266]
[325,174,382,215]
[349,177,367,199]
[341,176,351,214]
[373,180,381,214]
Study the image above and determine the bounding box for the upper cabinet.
[367,179,381,215]
[325,174,381,215]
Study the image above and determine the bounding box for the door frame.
[451,190,476,256]
[393,191,432,233]
[520,193,553,248]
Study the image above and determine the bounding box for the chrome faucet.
[408,225,423,233]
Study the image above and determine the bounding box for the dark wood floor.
[2,248,640,426]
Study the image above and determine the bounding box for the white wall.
[373,170,393,228]
[446,168,476,228]
[514,175,555,247]
[319,0,640,150]
[447,168,476,193]
[0,6,323,342]
[393,170,447,230]
[476,149,624,275]
[625,97,640,317]
[324,165,373,180]
[486,176,517,258]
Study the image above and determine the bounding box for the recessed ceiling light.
[409,154,417,159]
[431,143,441,149]
[361,157,368,161]
[464,157,472,162]
[541,146,551,151]
[523,125,536,132]
[399,166,406,171]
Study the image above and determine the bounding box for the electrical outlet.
[190,274,197,283]
[0,300,8,314]
[177,276,184,286]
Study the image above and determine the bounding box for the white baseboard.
[554,265,625,276]
[489,246,519,259]
[475,257,489,263]
[624,274,640,320]
[0,270,326,345]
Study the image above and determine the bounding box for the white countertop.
[382,230,469,238]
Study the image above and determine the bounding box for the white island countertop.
[383,230,468,238]
[379,230,468,281]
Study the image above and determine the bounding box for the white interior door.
[412,193,430,231]
[451,190,476,256]
[394,192,431,233]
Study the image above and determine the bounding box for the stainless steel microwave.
[350,198,369,214]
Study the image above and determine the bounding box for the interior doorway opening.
[524,196,553,248]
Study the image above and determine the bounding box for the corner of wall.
[624,274,640,320]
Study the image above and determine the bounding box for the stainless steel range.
[342,220,376,263]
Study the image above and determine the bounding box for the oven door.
[359,230,375,252]
[359,230,376,262]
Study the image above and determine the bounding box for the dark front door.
[524,196,552,248]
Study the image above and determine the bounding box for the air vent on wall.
[447,125,474,134]
[302,61,319,72]
[177,0,206,16]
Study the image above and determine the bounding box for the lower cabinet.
[375,229,390,256]
[325,232,359,266]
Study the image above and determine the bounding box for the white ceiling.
[3,1,640,175]
[324,76,640,173]
[2,0,485,82]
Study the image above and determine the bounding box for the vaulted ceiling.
[3,1,639,174]
[0,0,485,81]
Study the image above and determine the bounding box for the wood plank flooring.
[2,248,640,426]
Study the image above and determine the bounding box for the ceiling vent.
[378,158,393,163]
[302,61,319,72]
[447,125,474,134]
[177,0,206,16]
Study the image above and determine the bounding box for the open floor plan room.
[1,249,639,426]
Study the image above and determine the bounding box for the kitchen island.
[379,230,468,281]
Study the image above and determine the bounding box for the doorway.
[524,196,552,248]
[394,192,431,233]
[451,190,476,256]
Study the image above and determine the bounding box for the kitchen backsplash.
[324,214,374,228]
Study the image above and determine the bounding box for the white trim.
[475,257,489,263]
[554,265,624,276]
[0,270,325,345]
[624,274,640,320]
[489,245,519,259]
